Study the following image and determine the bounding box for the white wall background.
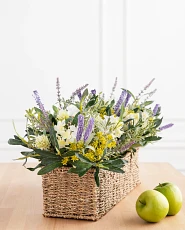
[0,1,184,174]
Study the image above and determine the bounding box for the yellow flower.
[77,141,84,149]
[70,143,77,150]
[71,155,78,162]
[99,107,106,118]
[62,157,69,165]
[35,135,50,150]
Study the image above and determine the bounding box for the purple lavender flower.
[124,93,131,107]
[144,78,155,90]
[153,104,160,116]
[91,89,96,95]
[77,90,82,100]
[76,114,84,141]
[33,90,47,118]
[114,90,127,114]
[120,141,136,152]
[110,77,118,98]
[70,84,88,100]
[159,123,174,131]
[56,77,62,108]
[84,117,94,142]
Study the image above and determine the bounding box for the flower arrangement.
[8,78,173,186]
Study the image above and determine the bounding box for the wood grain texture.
[0,163,184,230]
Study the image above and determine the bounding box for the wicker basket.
[42,151,140,221]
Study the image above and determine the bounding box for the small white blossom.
[57,109,69,120]
[54,120,66,135]
[60,130,71,140]
[67,105,79,117]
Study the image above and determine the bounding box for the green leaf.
[124,118,134,124]
[142,131,150,136]
[94,167,100,187]
[52,105,58,113]
[154,117,163,128]
[34,107,42,114]
[109,99,115,107]
[71,112,80,126]
[62,150,79,157]
[14,135,21,140]
[12,120,28,145]
[119,104,125,120]
[49,114,57,125]
[75,153,94,164]
[68,161,92,177]
[41,158,61,166]
[81,88,88,99]
[99,149,107,161]
[144,136,162,142]
[27,163,43,171]
[37,162,62,175]
[103,158,126,168]
[85,96,98,108]
[8,138,27,147]
[85,145,95,152]
[34,149,60,158]
[103,165,125,173]
[142,101,154,106]
[49,127,59,149]
[15,153,40,161]
[106,106,112,116]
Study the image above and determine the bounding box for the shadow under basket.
[42,151,140,221]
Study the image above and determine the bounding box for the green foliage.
[37,162,63,175]
[8,78,173,186]
[68,161,92,177]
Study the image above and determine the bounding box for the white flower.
[69,125,77,142]
[142,111,149,128]
[57,138,70,148]
[60,130,71,140]
[35,135,50,150]
[54,120,66,135]
[57,109,69,120]
[95,114,124,138]
[67,105,79,117]
[124,112,140,125]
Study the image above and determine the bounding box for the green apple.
[136,190,169,222]
[154,182,182,215]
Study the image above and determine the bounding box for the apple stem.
[159,183,162,187]
[139,200,145,205]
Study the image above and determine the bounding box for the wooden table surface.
[0,163,184,230]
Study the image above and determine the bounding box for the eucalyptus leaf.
[41,158,61,166]
[8,138,27,147]
[68,161,92,177]
[144,136,162,142]
[75,153,94,165]
[27,163,43,171]
[37,162,62,175]
[94,167,100,187]
[34,149,60,158]
[142,101,154,106]
[154,117,163,128]
[49,127,59,149]
[103,165,125,173]
[119,104,125,120]
[62,151,79,157]
[71,112,80,126]
[15,153,40,161]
